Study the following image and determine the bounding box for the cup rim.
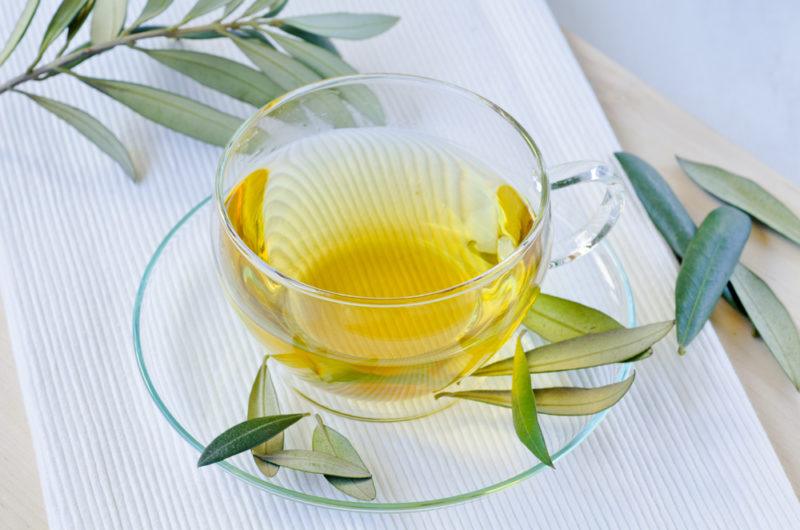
[214,73,549,307]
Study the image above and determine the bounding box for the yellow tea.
[220,128,544,401]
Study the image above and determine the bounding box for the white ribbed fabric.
[0,1,797,528]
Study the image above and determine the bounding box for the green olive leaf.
[677,157,800,246]
[729,266,800,390]
[32,0,90,67]
[180,0,228,23]
[436,372,636,416]
[20,91,136,180]
[233,36,319,89]
[280,25,339,57]
[278,13,399,40]
[242,0,286,18]
[312,415,375,500]
[197,414,306,467]
[222,0,243,18]
[247,356,283,477]
[676,206,751,353]
[525,293,622,342]
[0,0,39,66]
[511,338,553,467]
[259,450,372,479]
[474,321,673,377]
[90,0,126,44]
[66,0,94,44]
[75,74,242,146]
[129,0,173,28]
[140,48,282,107]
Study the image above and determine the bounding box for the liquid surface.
[221,128,541,399]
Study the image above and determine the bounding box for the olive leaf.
[614,151,742,312]
[222,0,244,18]
[20,91,136,180]
[243,0,286,18]
[75,74,242,146]
[436,372,636,416]
[32,0,90,67]
[247,356,283,477]
[729,266,800,390]
[233,36,319,90]
[281,25,339,56]
[90,0,127,44]
[525,293,622,342]
[676,206,751,353]
[677,157,800,246]
[140,48,282,107]
[0,0,39,66]
[129,0,173,28]
[66,0,95,44]
[312,415,376,500]
[279,13,399,40]
[473,321,673,377]
[258,450,372,478]
[271,33,384,123]
[181,0,229,24]
[197,414,307,467]
[511,338,553,467]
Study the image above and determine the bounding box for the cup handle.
[547,160,625,268]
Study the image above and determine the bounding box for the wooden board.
[0,33,797,528]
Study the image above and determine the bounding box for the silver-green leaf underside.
[242,0,286,17]
[312,415,375,500]
[474,321,673,377]
[181,0,228,23]
[678,157,800,246]
[141,48,282,107]
[247,356,283,477]
[129,0,173,28]
[0,0,40,66]
[511,339,553,467]
[437,373,636,416]
[279,12,399,40]
[21,91,136,180]
[90,0,126,43]
[258,450,372,478]
[77,74,242,146]
[730,265,800,390]
[234,36,318,89]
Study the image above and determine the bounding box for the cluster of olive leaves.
[616,154,800,390]
[0,0,399,180]
[199,294,673,500]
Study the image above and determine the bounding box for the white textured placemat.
[0,1,797,528]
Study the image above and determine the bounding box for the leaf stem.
[0,20,259,96]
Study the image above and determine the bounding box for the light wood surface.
[0,34,797,528]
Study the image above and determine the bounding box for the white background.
[549,0,800,183]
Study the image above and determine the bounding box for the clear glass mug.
[213,74,624,421]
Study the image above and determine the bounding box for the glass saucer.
[133,196,636,512]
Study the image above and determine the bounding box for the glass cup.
[214,74,624,421]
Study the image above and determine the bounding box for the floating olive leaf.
[676,206,751,353]
[473,321,673,377]
[511,338,553,467]
[0,0,39,67]
[729,266,800,390]
[90,0,127,44]
[525,293,622,342]
[678,157,800,246]
[75,74,242,146]
[271,33,384,123]
[615,151,742,312]
[20,91,136,180]
[243,0,286,17]
[129,0,172,28]
[248,356,283,477]
[312,415,376,500]
[198,414,307,467]
[436,372,636,416]
[140,48,282,107]
[279,13,399,40]
[259,450,372,479]
[181,0,229,24]
[31,0,90,67]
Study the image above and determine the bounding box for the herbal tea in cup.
[215,75,623,420]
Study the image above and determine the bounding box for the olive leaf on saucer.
[312,415,376,501]
[511,338,553,467]
[248,355,283,477]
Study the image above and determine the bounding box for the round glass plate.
[133,196,636,513]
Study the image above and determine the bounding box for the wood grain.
[0,33,797,528]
